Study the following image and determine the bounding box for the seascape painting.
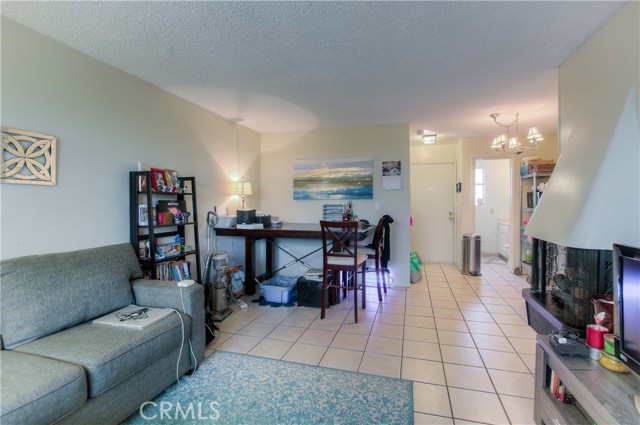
[293,157,373,200]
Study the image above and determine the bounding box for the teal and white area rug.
[121,351,413,424]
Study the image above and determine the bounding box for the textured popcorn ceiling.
[1,1,625,136]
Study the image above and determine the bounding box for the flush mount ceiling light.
[423,134,437,144]
[417,130,437,144]
[489,113,543,155]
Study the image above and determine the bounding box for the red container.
[586,324,608,349]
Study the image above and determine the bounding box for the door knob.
[449,212,454,220]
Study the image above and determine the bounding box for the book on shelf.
[143,260,192,282]
[157,200,187,222]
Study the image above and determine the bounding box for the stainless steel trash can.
[462,234,482,276]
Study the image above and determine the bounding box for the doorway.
[410,163,456,263]
[474,158,511,264]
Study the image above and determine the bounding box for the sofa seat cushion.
[14,311,190,398]
[0,350,87,425]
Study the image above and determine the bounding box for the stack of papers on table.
[303,268,324,281]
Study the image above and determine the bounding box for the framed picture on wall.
[382,160,401,190]
[292,157,373,200]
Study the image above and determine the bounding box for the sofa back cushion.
[1,243,141,349]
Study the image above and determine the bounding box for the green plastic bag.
[410,251,423,272]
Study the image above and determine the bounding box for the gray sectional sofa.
[0,243,205,425]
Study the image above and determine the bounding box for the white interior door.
[411,163,455,262]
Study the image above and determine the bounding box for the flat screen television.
[613,243,640,377]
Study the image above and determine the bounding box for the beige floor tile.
[331,332,369,351]
[454,295,482,304]
[431,299,459,310]
[403,340,442,361]
[457,303,487,312]
[520,353,536,374]
[266,325,306,342]
[491,313,527,326]
[206,332,233,349]
[448,388,509,425]
[236,321,278,338]
[365,335,403,356]
[376,312,405,326]
[429,286,453,294]
[401,357,446,384]
[378,303,406,315]
[414,412,454,425]
[461,311,495,323]
[339,320,374,335]
[281,315,315,328]
[248,338,293,359]
[413,382,452,417]
[319,347,363,371]
[433,308,464,320]
[282,342,327,365]
[435,318,469,333]
[479,297,508,306]
[430,292,456,301]
[309,318,344,331]
[471,334,515,352]
[322,308,350,322]
[406,297,432,307]
[358,352,401,378]
[370,323,404,339]
[381,295,406,305]
[253,309,294,324]
[437,330,475,348]
[488,369,535,398]
[216,334,262,354]
[217,318,252,334]
[298,328,337,346]
[508,336,537,355]
[479,349,529,373]
[406,305,434,317]
[499,394,535,425]
[465,321,504,336]
[444,363,495,393]
[440,345,484,367]
[498,324,537,339]
[405,326,439,343]
[354,309,378,323]
[405,315,436,328]
[483,304,517,315]
[229,308,266,321]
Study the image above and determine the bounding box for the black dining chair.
[358,217,387,301]
[319,220,368,323]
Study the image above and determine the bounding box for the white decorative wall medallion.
[1,127,57,185]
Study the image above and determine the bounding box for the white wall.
[260,124,411,286]
[0,18,261,264]
[475,159,510,256]
[527,1,639,250]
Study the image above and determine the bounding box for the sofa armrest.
[130,279,205,367]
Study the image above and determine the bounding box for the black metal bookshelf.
[129,171,201,282]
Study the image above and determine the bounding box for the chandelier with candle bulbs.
[489,113,543,155]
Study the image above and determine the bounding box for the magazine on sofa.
[92,305,174,330]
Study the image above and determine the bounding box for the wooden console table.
[535,335,640,424]
[215,223,372,295]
